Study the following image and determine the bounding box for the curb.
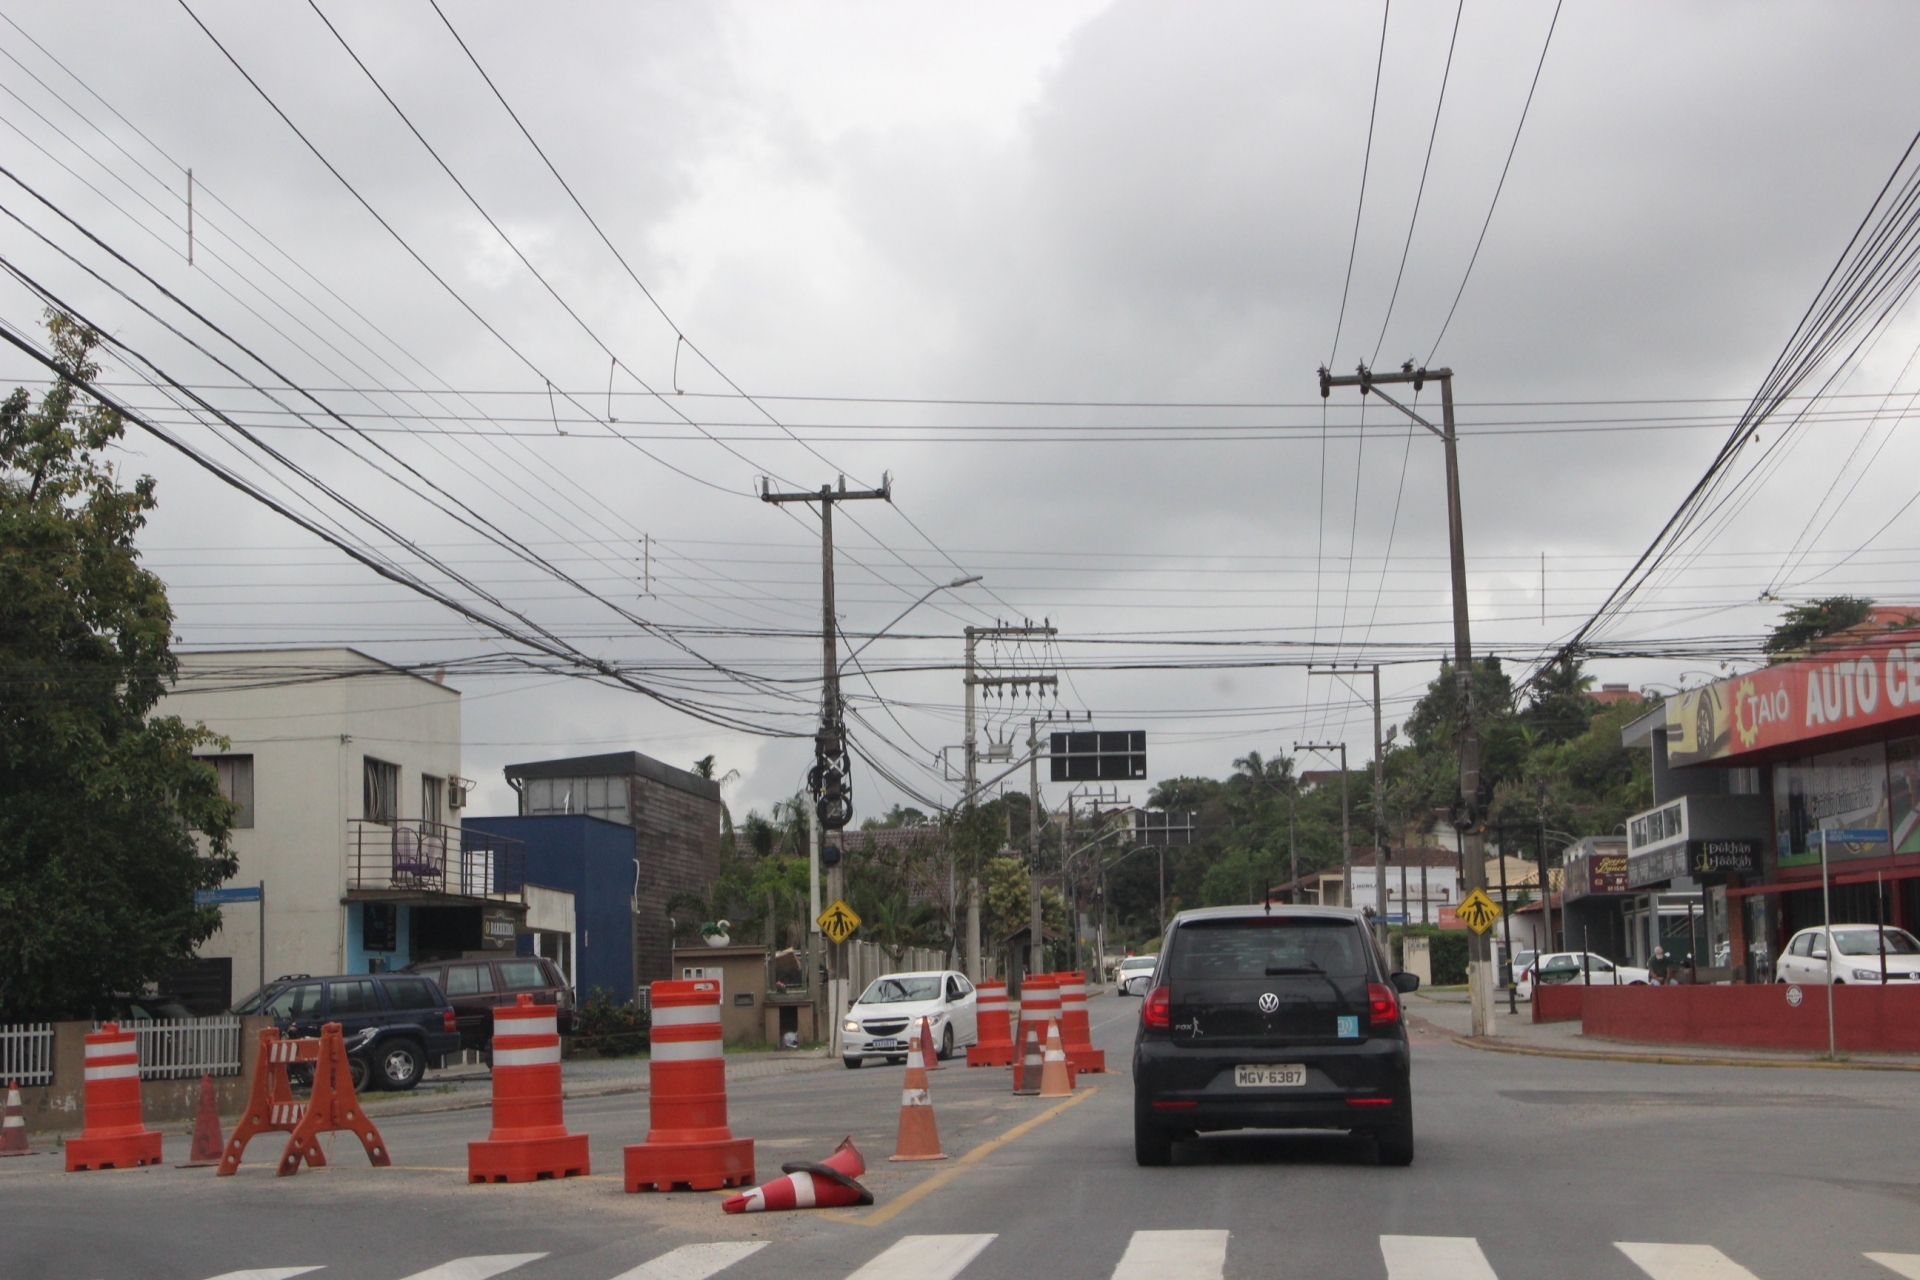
[1451,1034,1920,1072]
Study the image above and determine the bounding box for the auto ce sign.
[1257,992,1280,1013]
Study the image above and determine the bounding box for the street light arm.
[839,574,983,670]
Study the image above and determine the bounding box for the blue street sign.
[195,886,262,905]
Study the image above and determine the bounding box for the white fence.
[0,1023,54,1087]
[845,942,947,995]
[96,1017,243,1080]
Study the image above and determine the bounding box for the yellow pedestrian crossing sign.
[1456,887,1502,935]
[817,898,861,944]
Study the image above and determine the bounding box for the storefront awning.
[1727,862,1920,896]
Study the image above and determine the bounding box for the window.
[382,978,437,1011]
[1587,956,1615,973]
[421,774,445,827]
[521,774,629,825]
[1790,933,1816,958]
[363,757,400,824]
[442,964,494,996]
[200,754,255,828]
[1169,918,1371,981]
[327,980,378,1015]
[498,960,547,991]
[362,903,397,952]
[263,983,324,1019]
[945,976,964,1002]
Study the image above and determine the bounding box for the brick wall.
[630,774,722,987]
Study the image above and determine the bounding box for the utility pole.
[1320,361,1493,1036]
[961,623,1055,980]
[1296,742,1349,906]
[760,474,891,1052]
[1315,664,1388,948]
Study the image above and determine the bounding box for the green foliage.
[0,315,237,1021]
[1764,595,1876,659]
[571,986,649,1056]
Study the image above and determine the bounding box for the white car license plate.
[1235,1064,1306,1088]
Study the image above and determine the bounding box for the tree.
[1764,596,1876,660]
[1525,655,1596,747]
[0,315,236,1020]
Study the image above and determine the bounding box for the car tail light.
[1142,985,1172,1030]
[1346,1097,1394,1108]
[1367,981,1399,1027]
[443,1010,457,1032]
[1151,1100,1197,1110]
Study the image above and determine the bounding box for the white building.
[162,648,526,1004]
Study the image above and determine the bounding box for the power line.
[1370,0,1463,364]
[1328,0,1391,369]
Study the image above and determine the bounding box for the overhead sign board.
[1051,731,1147,783]
[1134,810,1199,846]
[194,886,262,905]
[817,899,861,944]
[1455,887,1502,935]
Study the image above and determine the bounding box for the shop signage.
[1562,851,1630,903]
[1626,845,1689,890]
[1691,840,1759,876]
[1667,627,1920,766]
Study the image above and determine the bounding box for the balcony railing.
[348,820,525,902]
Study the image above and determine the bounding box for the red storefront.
[1665,626,1920,976]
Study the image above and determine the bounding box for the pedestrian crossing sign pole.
[818,899,861,944]
[1456,887,1501,935]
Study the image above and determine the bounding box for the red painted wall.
[1582,984,1920,1053]
[1533,984,1585,1024]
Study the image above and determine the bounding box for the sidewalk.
[1405,991,1920,1072]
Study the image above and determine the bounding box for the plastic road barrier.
[625,979,755,1192]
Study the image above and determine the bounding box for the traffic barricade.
[66,1023,162,1171]
[470,994,589,1183]
[1050,970,1105,1072]
[218,1024,389,1177]
[967,981,1016,1067]
[1014,975,1059,1079]
[625,978,755,1192]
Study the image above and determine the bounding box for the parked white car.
[1515,952,1651,1001]
[1115,954,1159,996]
[1775,925,1920,985]
[841,970,978,1068]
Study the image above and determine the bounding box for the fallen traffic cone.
[1013,1022,1043,1097]
[1039,1021,1073,1098]
[890,1022,947,1162]
[177,1073,224,1167]
[918,1015,943,1072]
[721,1136,872,1213]
[1,1080,37,1157]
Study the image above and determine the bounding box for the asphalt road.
[8,994,1920,1280]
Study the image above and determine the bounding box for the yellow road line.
[822,1086,1101,1227]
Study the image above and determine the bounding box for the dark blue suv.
[235,972,463,1092]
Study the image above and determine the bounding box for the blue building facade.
[462,814,638,1004]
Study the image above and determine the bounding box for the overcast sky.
[4,1,1920,823]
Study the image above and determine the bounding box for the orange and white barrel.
[966,982,1017,1067]
[66,1023,161,1171]
[624,979,754,1192]
[470,993,589,1183]
[1050,970,1105,1072]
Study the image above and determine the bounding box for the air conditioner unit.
[448,776,474,810]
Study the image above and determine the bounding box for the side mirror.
[1811,948,1829,961]
[1391,971,1421,994]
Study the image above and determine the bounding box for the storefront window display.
[1772,743,1890,867]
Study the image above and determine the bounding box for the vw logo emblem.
[1257,992,1280,1013]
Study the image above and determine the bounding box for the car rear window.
[383,978,438,1010]
[1169,918,1371,981]
[498,960,548,991]
[443,964,494,996]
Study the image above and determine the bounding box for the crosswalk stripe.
[395,1256,548,1280]
[1867,1255,1920,1278]
[1616,1243,1763,1280]
[609,1242,769,1280]
[843,1235,997,1280]
[202,1271,325,1280]
[1111,1229,1229,1280]
[1380,1236,1498,1280]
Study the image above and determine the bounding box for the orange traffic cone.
[1038,1021,1072,1098]
[919,1015,944,1071]
[721,1136,872,1213]
[891,1022,947,1162]
[1,1080,37,1157]
[177,1073,224,1168]
[1013,1022,1043,1097]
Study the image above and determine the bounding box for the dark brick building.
[503,751,722,992]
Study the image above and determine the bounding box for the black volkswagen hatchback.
[1132,904,1420,1166]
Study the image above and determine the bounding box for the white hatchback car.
[1515,951,1651,1001]
[1115,954,1159,996]
[1775,925,1920,985]
[842,970,978,1068]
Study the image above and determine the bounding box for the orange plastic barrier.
[470,994,589,1183]
[218,1024,389,1177]
[625,979,755,1192]
[1049,970,1106,1072]
[966,981,1016,1067]
[66,1023,162,1171]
